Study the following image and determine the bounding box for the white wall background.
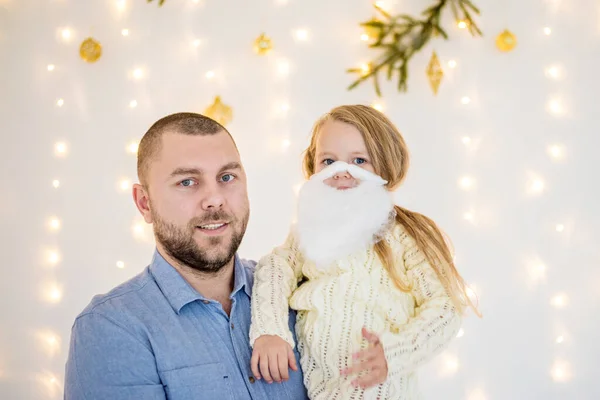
[1,0,599,398]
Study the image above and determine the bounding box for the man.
[64,113,307,399]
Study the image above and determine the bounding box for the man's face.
[142,131,249,273]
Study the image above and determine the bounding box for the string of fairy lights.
[17,0,575,397]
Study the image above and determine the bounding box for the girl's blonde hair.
[302,104,479,316]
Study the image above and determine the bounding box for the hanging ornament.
[203,96,233,126]
[79,37,102,63]
[425,51,443,95]
[253,33,273,55]
[496,29,517,52]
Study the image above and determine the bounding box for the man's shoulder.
[76,267,156,322]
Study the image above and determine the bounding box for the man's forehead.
[155,132,241,172]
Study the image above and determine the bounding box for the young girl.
[249,105,478,399]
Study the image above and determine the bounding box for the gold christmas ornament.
[496,29,517,52]
[253,33,273,55]
[425,51,443,95]
[79,37,102,63]
[203,96,233,126]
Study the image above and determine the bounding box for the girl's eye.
[354,158,367,165]
[180,179,196,187]
[221,174,236,183]
[323,158,335,166]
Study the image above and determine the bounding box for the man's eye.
[180,179,196,187]
[221,174,236,183]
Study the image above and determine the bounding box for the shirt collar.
[149,249,251,314]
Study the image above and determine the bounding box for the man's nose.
[200,183,225,210]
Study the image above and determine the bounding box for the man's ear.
[132,183,153,224]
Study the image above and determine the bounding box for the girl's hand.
[340,327,388,388]
[251,335,298,383]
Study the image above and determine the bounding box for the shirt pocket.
[161,362,233,400]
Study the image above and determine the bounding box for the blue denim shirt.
[64,250,307,400]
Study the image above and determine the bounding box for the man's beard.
[294,162,395,269]
[151,208,249,274]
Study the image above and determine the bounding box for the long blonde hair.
[302,104,479,316]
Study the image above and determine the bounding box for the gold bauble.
[203,96,233,126]
[253,33,273,55]
[79,37,102,63]
[425,51,443,95]
[496,29,517,52]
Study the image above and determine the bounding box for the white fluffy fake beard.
[294,161,395,269]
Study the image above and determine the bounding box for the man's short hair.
[137,112,230,186]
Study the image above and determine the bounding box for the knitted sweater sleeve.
[380,227,462,377]
[249,230,305,349]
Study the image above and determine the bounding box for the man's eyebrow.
[219,162,242,173]
[169,167,203,178]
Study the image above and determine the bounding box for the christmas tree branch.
[348,0,482,95]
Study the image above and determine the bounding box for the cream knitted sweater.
[249,223,462,400]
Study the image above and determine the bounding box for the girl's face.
[314,119,375,190]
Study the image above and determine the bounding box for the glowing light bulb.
[56,98,64,107]
[279,103,290,113]
[466,388,488,400]
[458,176,475,190]
[132,68,144,80]
[119,179,131,191]
[440,353,459,376]
[456,328,465,338]
[61,28,72,40]
[463,211,475,223]
[462,136,471,145]
[47,64,55,72]
[556,335,564,344]
[52,180,60,188]
[461,96,471,105]
[547,144,565,161]
[192,39,201,47]
[116,0,126,11]
[116,261,125,269]
[47,250,60,265]
[544,27,552,35]
[555,223,565,232]
[551,293,568,308]
[371,102,384,112]
[129,100,138,108]
[282,139,291,150]
[205,70,215,80]
[550,359,572,382]
[448,60,457,68]
[374,1,388,11]
[527,258,547,283]
[121,29,129,36]
[127,141,139,154]
[54,142,67,156]
[545,65,562,80]
[457,20,468,29]
[360,63,371,76]
[48,217,61,231]
[276,59,290,76]
[547,98,564,115]
[360,33,370,41]
[529,178,545,194]
[294,29,309,41]
[44,284,63,303]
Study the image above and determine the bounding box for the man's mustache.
[190,211,233,227]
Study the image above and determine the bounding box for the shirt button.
[249,376,255,384]
[231,323,235,329]
[203,300,209,304]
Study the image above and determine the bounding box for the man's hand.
[251,335,298,383]
[340,327,388,389]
